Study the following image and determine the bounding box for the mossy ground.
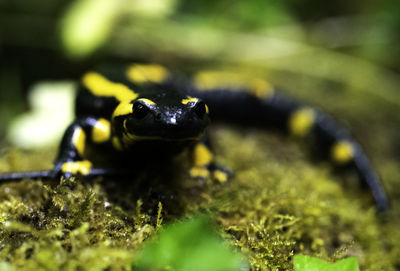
[0,89,399,270]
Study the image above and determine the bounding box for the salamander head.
[112,96,210,146]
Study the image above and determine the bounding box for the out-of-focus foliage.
[294,255,359,271]
[7,82,75,148]
[178,0,295,29]
[61,0,120,59]
[1,0,400,270]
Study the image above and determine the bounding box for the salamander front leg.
[190,138,232,183]
[53,117,112,178]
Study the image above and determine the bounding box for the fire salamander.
[0,63,389,212]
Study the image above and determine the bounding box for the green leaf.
[60,0,120,59]
[134,215,246,271]
[294,255,359,271]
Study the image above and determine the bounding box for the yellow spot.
[194,71,274,99]
[82,72,138,102]
[193,144,213,167]
[61,160,92,175]
[289,107,316,137]
[249,78,274,99]
[126,64,169,84]
[182,96,199,105]
[213,170,228,183]
[194,71,243,90]
[189,167,210,179]
[331,141,355,164]
[112,137,123,150]
[112,102,133,118]
[205,104,209,114]
[138,98,156,105]
[92,118,111,143]
[72,127,86,156]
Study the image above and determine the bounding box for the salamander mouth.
[122,131,204,143]
[122,117,207,143]
[123,137,197,156]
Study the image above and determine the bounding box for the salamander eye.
[132,102,149,119]
[193,101,207,118]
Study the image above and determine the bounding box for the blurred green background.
[1,0,400,135]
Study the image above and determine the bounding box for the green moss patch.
[0,122,399,270]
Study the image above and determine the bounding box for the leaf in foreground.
[134,215,246,271]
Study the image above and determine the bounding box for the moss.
[0,90,399,270]
[206,128,398,271]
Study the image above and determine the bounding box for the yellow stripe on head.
[138,98,156,105]
[112,99,156,121]
[112,102,134,118]
[82,72,138,102]
[331,141,355,164]
[126,64,169,84]
[92,118,111,143]
[289,107,316,137]
[72,127,86,156]
[182,96,199,105]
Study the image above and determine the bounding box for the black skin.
[0,64,389,212]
